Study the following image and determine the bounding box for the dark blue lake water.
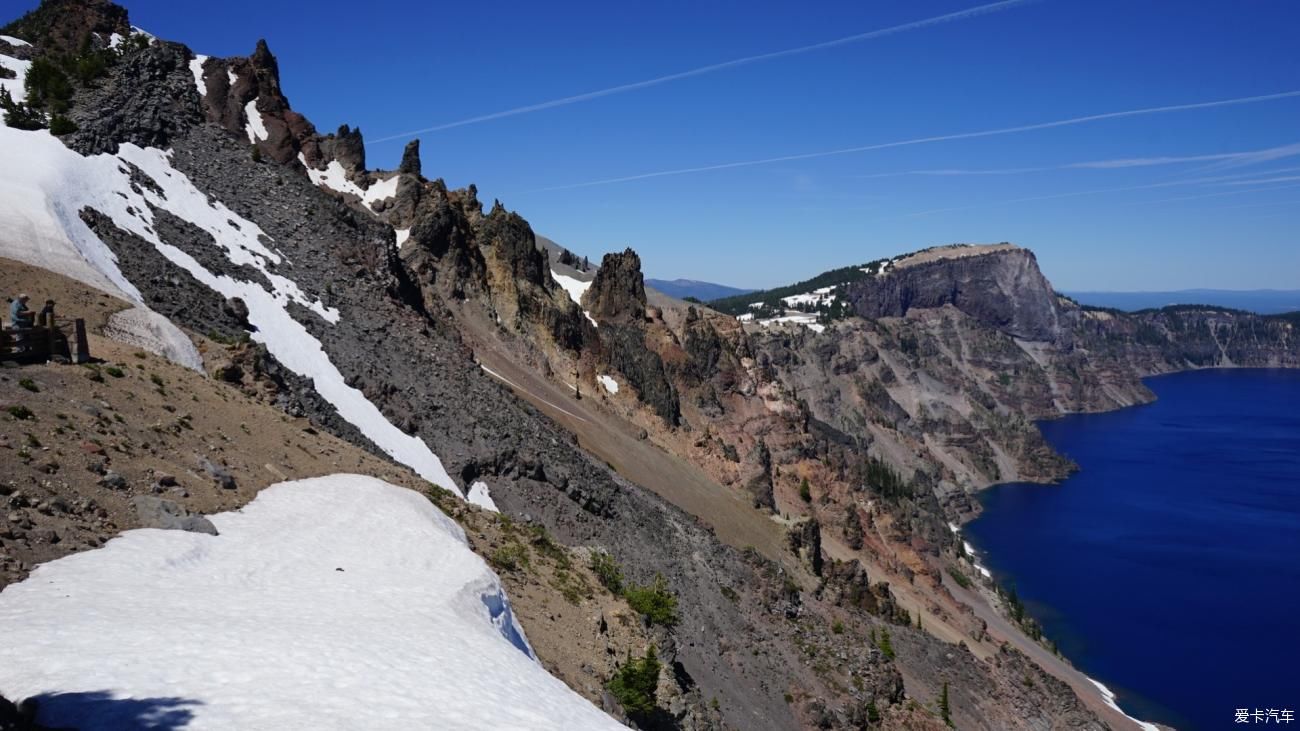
[966,369,1300,731]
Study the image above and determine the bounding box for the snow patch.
[0,35,31,47]
[947,521,993,580]
[467,480,500,513]
[244,99,268,144]
[395,228,411,247]
[756,312,822,330]
[103,307,204,372]
[551,269,591,305]
[297,154,399,212]
[1087,679,1160,731]
[862,259,895,276]
[189,54,209,98]
[0,475,622,730]
[598,375,619,394]
[960,539,992,579]
[551,270,599,325]
[781,286,836,308]
[0,52,32,103]
[107,32,125,50]
[227,68,238,87]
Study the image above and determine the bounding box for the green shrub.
[831,619,845,635]
[25,57,72,111]
[490,542,529,572]
[624,574,679,627]
[104,366,125,378]
[18,378,38,393]
[528,525,569,568]
[589,551,624,595]
[48,114,77,135]
[6,405,34,420]
[947,567,973,590]
[607,646,660,717]
[798,477,812,503]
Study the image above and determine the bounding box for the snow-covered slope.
[0,122,460,495]
[0,474,624,730]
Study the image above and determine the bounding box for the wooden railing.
[0,315,90,364]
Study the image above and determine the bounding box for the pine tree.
[878,628,895,660]
[940,682,953,727]
[799,477,812,503]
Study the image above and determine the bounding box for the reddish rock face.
[197,39,322,166]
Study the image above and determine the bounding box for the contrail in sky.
[850,143,1300,178]
[368,0,1037,143]
[900,166,1300,217]
[526,90,1300,192]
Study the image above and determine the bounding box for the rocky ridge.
[0,3,939,729]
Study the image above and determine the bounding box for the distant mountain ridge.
[1066,289,1300,315]
[644,278,754,301]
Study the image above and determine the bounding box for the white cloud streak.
[901,167,1300,217]
[851,143,1300,179]
[527,90,1300,192]
[852,141,1300,178]
[368,0,1037,143]
[1221,175,1300,186]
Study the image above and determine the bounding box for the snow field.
[0,475,623,730]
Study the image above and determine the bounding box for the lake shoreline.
[965,368,1300,731]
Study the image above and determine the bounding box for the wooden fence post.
[72,318,90,364]
[46,313,57,361]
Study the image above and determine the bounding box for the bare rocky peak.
[584,248,647,323]
[1,0,129,56]
[195,38,325,166]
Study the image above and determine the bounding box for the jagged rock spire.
[319,124,365,173]
[399,139,422,177]
[584,248,647,323]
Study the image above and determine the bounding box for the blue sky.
[11,0,1299,290]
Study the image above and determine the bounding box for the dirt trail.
[472,344,795,571]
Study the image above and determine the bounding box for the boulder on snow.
[131,495,218,535]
